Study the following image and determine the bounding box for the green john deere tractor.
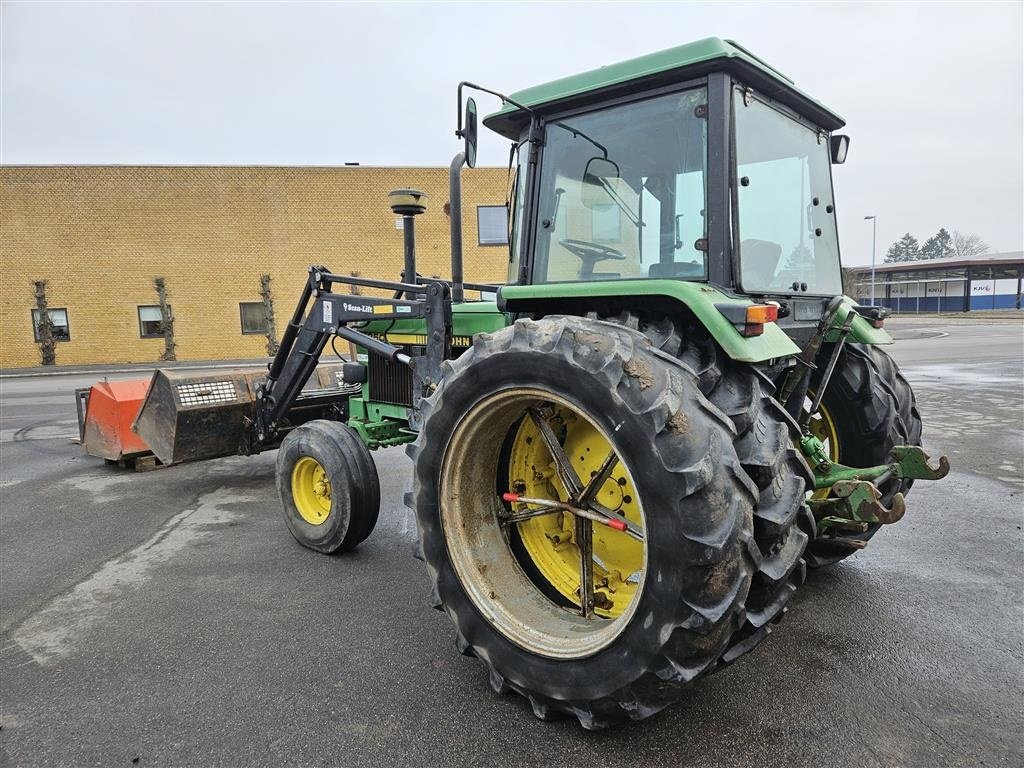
[134,37,949,727]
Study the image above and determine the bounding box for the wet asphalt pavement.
[1,316,1022,767]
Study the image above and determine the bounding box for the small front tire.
[276,420,380,553]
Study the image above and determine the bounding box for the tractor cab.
[472,38,856,343]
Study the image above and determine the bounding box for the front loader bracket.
[251,267,452,452]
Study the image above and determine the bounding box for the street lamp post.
[865,215,877,306]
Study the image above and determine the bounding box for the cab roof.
[483,37,845,138]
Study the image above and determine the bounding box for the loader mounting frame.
[247,266,453,454]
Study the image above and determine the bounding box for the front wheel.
[276,420,380,553]
[408,316,764,728]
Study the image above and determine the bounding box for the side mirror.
[830,134,850,164]
[464,98,478,169]
[581,156,620,208]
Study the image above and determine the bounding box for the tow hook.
[810,480,906,527]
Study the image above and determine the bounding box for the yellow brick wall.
[0,166,510,368]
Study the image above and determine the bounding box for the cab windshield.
[734,91,843,295]
[531,88,708,284]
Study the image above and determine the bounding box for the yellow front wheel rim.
[292,456,332,525]
[507,406,644,619]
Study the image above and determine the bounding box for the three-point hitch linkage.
[781,297,949,544]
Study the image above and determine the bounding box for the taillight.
[714,301,782,337]
[742,304,779,337]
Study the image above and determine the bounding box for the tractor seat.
[647,260,704,279]
[740,239,783,286]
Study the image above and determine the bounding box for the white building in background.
[848,251,1023,313]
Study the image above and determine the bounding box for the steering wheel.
[559,239,627,279]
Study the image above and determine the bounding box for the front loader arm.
[251,267,452,450]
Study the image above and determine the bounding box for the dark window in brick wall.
[239,302,268,334]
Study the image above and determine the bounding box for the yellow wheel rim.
[440,388,647,658]
[292,456,332,525]
[507,405,644,619]
[806,398,840,500]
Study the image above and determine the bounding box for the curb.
[0,361,270,380]
[885,313,1022,322]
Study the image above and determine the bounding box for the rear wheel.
[276,420,380,553]
[409,316,764,728]
[805,343,922,567]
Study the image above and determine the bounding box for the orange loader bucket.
[81,379,152,461]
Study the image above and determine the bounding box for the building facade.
[848,251,1023,313]
[0,166,510,368]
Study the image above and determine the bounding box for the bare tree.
[259,274,279,356]
[33,280,56,366]
[952,231,990,259]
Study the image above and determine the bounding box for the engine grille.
[368,348,415,407]
[367,346,470,408]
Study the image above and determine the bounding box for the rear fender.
[825,296,893,345]
[499,280,800,364]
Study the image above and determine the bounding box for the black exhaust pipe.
[448,152,466,303]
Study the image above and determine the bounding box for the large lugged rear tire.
[409,316,769,728]
[676,329,813,642]
[276,420,380,553]
[595,312,812,651]
[806,343,922,567]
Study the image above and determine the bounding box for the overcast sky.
[2,1,1022,265]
